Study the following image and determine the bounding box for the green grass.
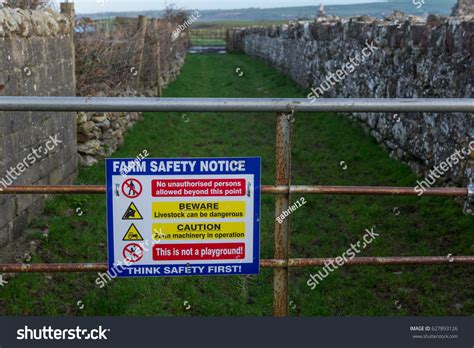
[0,53,473,316]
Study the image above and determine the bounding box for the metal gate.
[0,96,473,317]
[189,26,226,53]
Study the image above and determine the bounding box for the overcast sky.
[73,0,386,14]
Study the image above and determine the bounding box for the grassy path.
[0,53,472,316]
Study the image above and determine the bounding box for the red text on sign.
[152,179,246,197]
[153,243,245,260]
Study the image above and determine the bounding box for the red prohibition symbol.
[123,243,144,263]
[122,178,143,198]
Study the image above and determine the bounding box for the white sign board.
[106,157,261,277]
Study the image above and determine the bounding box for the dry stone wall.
[77,111,142,166]
[228,13,473,186]
[0,7,76,247]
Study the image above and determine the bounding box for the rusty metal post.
[274,112,293,316]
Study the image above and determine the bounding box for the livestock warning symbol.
[122,223,144,241]
[122,202,143,220]
[121,178,142,198]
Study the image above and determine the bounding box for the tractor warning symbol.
[122,202,143,220]
[122,223,144,241]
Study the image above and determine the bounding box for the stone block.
[0,8,76,247]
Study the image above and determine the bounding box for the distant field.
[191,20,288,29]
[80,0,455,21]
[190,36,226,46]
[189,21,289,47]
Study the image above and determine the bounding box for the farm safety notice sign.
[106,157,261,277]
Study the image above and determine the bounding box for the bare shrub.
[75,9,190,96]
[2,0,53,9]
[162,4,188,23]
[75,18,142,96]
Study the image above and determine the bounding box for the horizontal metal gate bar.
[2,256,474,273]
[1,96,472,317]
[0,97,473,112]
[1,185,468,196]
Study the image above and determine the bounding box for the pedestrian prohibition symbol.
[121,178,142,198]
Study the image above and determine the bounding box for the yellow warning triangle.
[122,202,143,220]
[122,223,144,241]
